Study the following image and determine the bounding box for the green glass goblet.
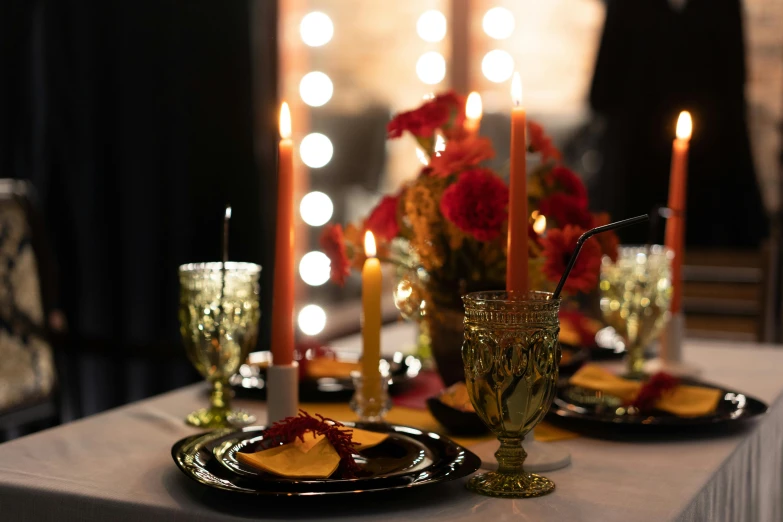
[462,290,561,498]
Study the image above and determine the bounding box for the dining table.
[0,322,782,522]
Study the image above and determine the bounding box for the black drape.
[588,0,768,247]
[1,0,277,415]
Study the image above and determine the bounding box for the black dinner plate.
[547,377,768,436]
[171,423,481,496]
[230,352,421,402]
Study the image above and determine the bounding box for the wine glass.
[178,262,261,428]
[599,246,673,376]
[462,290,561,498]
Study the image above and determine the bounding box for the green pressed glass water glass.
[599,246,673,376]
[179,262,261,428]
[462,291,561,498]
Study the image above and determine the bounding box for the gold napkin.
[305,359,361,380]
[569,364,722,417]
[235,428,388,479]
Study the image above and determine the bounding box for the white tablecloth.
[0,338,782,521]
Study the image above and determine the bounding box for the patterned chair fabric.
[0,198,55,411]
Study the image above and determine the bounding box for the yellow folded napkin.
[569,364,722,417]
[235,428,388,479]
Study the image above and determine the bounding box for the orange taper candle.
[270,102,295,366]
[665,111,692,314]
[464,92,482,137]
[506,72,529,294]
[361,231,382,402]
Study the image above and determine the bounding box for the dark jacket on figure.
[589,0,768,247]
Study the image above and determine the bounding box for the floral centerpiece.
[321,92,617,384]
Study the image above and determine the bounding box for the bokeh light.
[416,52,446,85]
[299,72,333,107]
[482,7,515,40]
[298,304,327,335]
[416,10,447,43]
[299,251,331,286]
[299,191,333,226]
[482,50,514,83]
[300,12,334,47]
[299,133,333,168]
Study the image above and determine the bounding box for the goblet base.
[185,408,256,429]
[467,470,555,498]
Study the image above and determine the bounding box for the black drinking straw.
[551,214,650,300]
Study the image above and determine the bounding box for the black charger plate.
[172,423,480,496]
[547,377,768,436]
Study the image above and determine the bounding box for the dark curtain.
[1,0,277,416]
[588,0,768,247]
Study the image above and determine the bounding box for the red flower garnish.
[528,120,562,163]
[319,224,351,286]
[365,194,400,241]
[429,136,495,177]
[631,373,680,412]
[538,193,593,229]
[387,91,465,139]
[590,212,619,262]
[546,166,587,203]
[263,410,361,478]
[440,169,509,242]
[541,225,601,294]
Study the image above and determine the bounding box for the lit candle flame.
[434,132,446,157]
[511,72,522,107]
[280,102,292,139]
[225,206,232,219]
[676,111,692,141]
[533,214,546,234]
[466,92,482,120]
[364,231,377,258]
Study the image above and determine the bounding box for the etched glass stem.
[495,437,526,475]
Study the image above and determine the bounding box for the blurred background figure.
[588,0,769,247]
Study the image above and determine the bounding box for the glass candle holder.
[462,290,561,498]
[350,362,392,423]
[179,262,261,428]
[599,245,673,376]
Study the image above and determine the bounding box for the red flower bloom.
[319,224,351,286]
[440,169,509,242]
[546,166,587,204]
[365,194,400,241]
[387,91,465,140]
[528,120,562,163]
[538,193,593,229]
[541,225,601,294]
[590,212,619,262]
[631,373,679,412]
[430,136,495,177]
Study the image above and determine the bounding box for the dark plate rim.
[549,378,768,429]
[171,423,481,496]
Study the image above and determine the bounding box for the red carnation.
[430,136,495,177]
[319,224,351,286]
[365,194,400,241]
[528,120,562,163]
[440,169,509,242]
[541,225,601,294]
[546,166,588,203]
[538,193,593,229]
[387,91,465,140]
